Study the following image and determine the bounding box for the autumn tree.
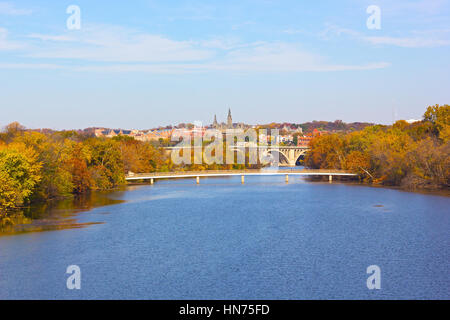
[87,138,125,189]
[0,143,41,211]
[423,104,450,142]
[305,105,449,190]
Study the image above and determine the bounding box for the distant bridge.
[163,146,309,167]
[125,169,358,184]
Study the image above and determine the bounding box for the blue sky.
[0,0,449,129]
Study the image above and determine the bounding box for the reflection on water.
[0,190,125,236]
[0,175,449,299]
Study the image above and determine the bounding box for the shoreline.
[303,176,450,197]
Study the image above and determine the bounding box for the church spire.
[227,108,232,128]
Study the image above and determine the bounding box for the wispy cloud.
[28,33,75,42]
[4,42,390,74]
[25,25,213,62]
[282,29,313,36]
[1,24,390,73]
[321,23,450,48]
[0,63,63,69]
[363,36,450,48]
[319,24,360,40]
[12,60,388,74]
[373,0,448,16]
[0,27,24,50]
[209,42,389,72]
[0,2,32,15]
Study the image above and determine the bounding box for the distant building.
[212,108,246,130]
[278,135,293,144]
[297,129,327,147]
[95,127,174,141]
[227,108,233,128]
[297,136,313,147]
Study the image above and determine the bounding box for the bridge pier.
[196,176,200,184]
[150,178,154,185]
[329,175,333,183]
[241,175,245,184]
[285,174,289,183]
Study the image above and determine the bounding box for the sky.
[0,0,449,130]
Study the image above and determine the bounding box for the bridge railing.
[126,168,355,178]
[164,145,309,149]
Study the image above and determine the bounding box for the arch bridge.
[164,146,309,167]
[264,146,308,167]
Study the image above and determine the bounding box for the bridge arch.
[164,146,309,167]
[264,149,290,166]
[294,151,307,166]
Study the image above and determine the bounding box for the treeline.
[0,125,172,217]
[299,120,374,133]
[305,105,449,190]
[0,124,259,220]
[258,120,374,134]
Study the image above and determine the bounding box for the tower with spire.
[213,114,218,128]
[227,108,233,129]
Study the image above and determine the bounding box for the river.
[0,175,449,299]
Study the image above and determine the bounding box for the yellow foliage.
[306,105,449,190]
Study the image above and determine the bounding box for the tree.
[344,151,372,180]
[423,104,450,142]
[0,143,41,211]
[13,131,73,199]
[305,134,345,169]
[404,138,449,189]
[0,122,26,143]
[87,138,125,189]
[305,105,449,190]
[64,141,92,194]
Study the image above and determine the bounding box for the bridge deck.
[126,169,357,181]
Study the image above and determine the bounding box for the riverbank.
[305,105,449,192]
[305,175,450,196]
[306,175,450,197]
[0,190,125,236]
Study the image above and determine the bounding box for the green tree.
[0,143,41,211]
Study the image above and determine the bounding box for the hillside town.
[93,109,372,147]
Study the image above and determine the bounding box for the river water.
[0,175,449,299]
